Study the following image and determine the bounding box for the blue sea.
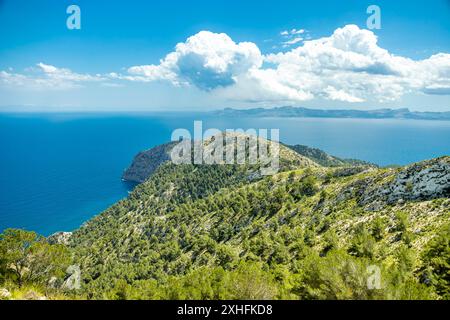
[0,112,449,236]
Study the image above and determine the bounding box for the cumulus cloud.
[2,25,450,105]
[127,31,263,90]
[261,25,450,102]
[124,25,449,103]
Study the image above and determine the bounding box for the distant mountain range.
[214,106,450,120]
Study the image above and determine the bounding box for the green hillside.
[1,137,449,300]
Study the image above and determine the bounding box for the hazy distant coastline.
[214,106,450,121]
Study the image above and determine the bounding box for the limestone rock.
[361,157,450,205]
[387,157,450,202]
[47,231,73,245]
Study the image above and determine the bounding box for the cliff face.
[122,142,176,183]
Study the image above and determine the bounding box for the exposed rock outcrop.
[359,157,450,205]
[47,231,73,245]
[386,157,450,202]
[122,142,176,183]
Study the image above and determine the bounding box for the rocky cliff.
[122,142,176,183]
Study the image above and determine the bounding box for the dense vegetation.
[0,141,449,300]
[286,144,374,167]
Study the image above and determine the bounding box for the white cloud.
[0,63,105,90]
[2,25,449,105]
[178,25,450,103]
[261,25,450,102]
[323,86,364,103]
[281,28,305,37]
[282,37,304,47]
[126,31,263,90]
[279,28,307,48]
[290,28,305,35]
[124,25,450,103]
[37,63,59,73]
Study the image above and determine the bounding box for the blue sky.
[0,0,449,111]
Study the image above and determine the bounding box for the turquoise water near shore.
[1,112,449,235]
